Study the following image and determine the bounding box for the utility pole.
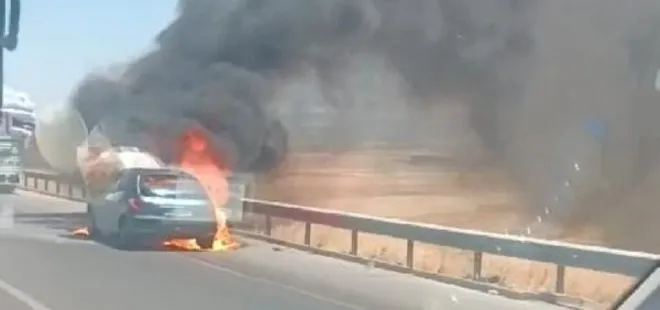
[0,0,21,115]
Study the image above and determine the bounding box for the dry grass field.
[253,151,637,308]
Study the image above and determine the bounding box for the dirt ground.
[253,151,636,307]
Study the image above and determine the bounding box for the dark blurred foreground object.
[611,261,660,309]
[0,0,21,115]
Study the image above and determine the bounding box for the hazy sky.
[5,1,178,106]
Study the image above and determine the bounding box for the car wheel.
[196,237,215,250]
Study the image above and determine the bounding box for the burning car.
[35,102,242,251]
[87,165,220,250]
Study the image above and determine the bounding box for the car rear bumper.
[124,217,217,241]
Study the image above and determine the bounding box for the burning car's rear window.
[138,173,208,199]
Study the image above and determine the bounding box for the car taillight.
[128,198,142,213]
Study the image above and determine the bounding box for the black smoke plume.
[65,0,660,248]
[68,0,535,174]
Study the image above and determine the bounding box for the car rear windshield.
[138,173,208,200]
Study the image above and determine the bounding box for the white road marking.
[186,256,365,310]
[0,276,54,310]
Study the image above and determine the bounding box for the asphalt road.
[0,190,568,310]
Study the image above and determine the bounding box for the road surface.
[0,190,567,310]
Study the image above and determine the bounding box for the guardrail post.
[473,251,483,280]
[304,222,311,246]
[350,229,358,256]
[556,265,566,294]
[406,239,414,269]
[264,215,272,236]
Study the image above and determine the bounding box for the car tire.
[196,237,215,250]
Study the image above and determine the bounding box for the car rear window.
[138,173,208,200]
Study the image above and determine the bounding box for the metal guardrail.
[17,169,660,303]
[20,169,86,201]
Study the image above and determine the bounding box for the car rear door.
[93,178,121,234]
[104,171,135,234]
[97,171,134,234]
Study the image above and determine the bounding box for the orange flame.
[71,226,90,238]
[163,127,239,251]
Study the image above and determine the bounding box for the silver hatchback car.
[87,168,218,249]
